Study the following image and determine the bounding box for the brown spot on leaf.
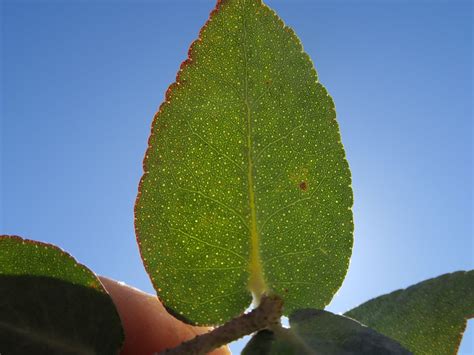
[299,181,307,191]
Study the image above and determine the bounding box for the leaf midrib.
[241,0,266,301]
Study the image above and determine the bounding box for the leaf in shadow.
[0,235,123,355]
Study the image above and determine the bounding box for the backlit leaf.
[135,0,353,325]
[345,271,474,355]
[0,235,124,355]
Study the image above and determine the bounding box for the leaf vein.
[176,186,250,231]
[186,122,244,172]
[260,176,327,232]
[173,290,244,306]
[169,227,248,262]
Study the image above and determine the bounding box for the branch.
[159,294,283,355]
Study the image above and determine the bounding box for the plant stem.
[159,294,283,355]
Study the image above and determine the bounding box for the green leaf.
[345,271,474,355]
[242,309,411,354]
[242,330,277,354]
[0,235,124,354]
[135,0,353,325]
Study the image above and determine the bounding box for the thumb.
[99,276,230,355]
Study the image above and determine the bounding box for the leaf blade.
[242,309,412,354]
[135,0,353,325]
[345,271,474,355]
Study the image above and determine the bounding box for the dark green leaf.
[242,330,277,354]
[345,271,474,355]
[135,0,353,325]
[242,309,411,355]
[242,329,309,355]
[0,235,124,355]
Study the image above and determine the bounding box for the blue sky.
[1,0,472,353]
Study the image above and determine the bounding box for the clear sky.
[1,0,472,353]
